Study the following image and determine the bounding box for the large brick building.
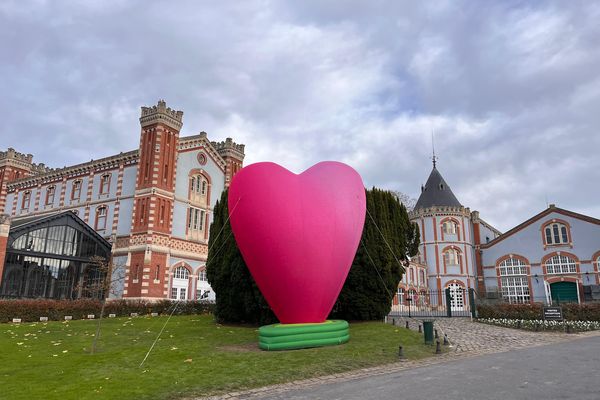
[0,100,244,301]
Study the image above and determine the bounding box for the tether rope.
[139,300,181,368]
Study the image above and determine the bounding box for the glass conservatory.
[0,211,111,299]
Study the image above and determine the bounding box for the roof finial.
[431,129,438,168]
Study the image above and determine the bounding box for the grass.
[0,314,436,400]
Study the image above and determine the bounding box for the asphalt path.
[257,335,600,400]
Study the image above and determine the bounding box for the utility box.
[423,320,434,344]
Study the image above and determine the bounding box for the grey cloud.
[1,0,599,231]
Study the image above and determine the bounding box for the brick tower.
[125,100,183,299]
[0,149,34,213]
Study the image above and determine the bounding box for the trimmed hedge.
[477,303,600,322]
[0,299,215,323]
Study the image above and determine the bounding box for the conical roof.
[414,166,461,209]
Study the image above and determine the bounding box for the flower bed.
[478,317,600,332]
[477,303,600,321]
[0,298,214,323]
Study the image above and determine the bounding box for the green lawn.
[0,314,435,400]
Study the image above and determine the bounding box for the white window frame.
[444,249,459,266]
[544,223,569,245]
[397,288,405,306]
[187,207,205,231]
[546,255,577,274]
[198,270,207,282]
[499,257,530,304]
[443,221,457,235]
[173,267,189,279]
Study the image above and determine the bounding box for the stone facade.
[0,100,245,301]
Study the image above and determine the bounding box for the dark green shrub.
[0,299,214,323]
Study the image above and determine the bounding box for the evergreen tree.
[205,190,276,325]
[207,187,419,324]
[331,188,420,321]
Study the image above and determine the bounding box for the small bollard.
[517,320,522,329]
[398,345,405,359]
[418,324,422,333]
[566,324,572,334]
[534,323,539,332]
[405,321,409,329]
[436,340,441,354]
[443,334,449,346]
[434,329,439,339]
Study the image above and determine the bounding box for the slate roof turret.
[414,165,462,209]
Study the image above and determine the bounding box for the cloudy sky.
[1,0,599,231]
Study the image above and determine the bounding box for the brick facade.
[0,100,245,301]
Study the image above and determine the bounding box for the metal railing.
[389,288,476,318]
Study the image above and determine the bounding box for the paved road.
[258,335,600,400]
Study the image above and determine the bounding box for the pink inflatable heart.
[228,161,366,324]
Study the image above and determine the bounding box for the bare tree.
[391,191,417,211]
[86,255,126,354]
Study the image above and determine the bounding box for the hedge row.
[0,299,215,323]
[477,303,600,322]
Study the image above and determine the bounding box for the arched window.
[544,222,569,245]
[443,248,460,266]
[546,254,577,274]
[45,185,56,205]
[21,191,31,210]
[198,270,207,281]
[99,173,111,195]
[498,257,530,304]
[420,270,426,285]
[442,221,457,235]
[171,266,190,300]
[71,180,82,200]
[95,206,107,230]
[174,267,189,279]
[190,175,208,196]
[409,268,414,284]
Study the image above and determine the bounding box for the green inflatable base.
[259,320,349,351]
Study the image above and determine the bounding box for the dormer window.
[439,183,445,190]
[543,222,570,245]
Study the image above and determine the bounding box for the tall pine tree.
[205,190,276,324]
[331,188,420,320]
[206,187,419,324]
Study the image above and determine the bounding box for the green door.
[550,282,578,304]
